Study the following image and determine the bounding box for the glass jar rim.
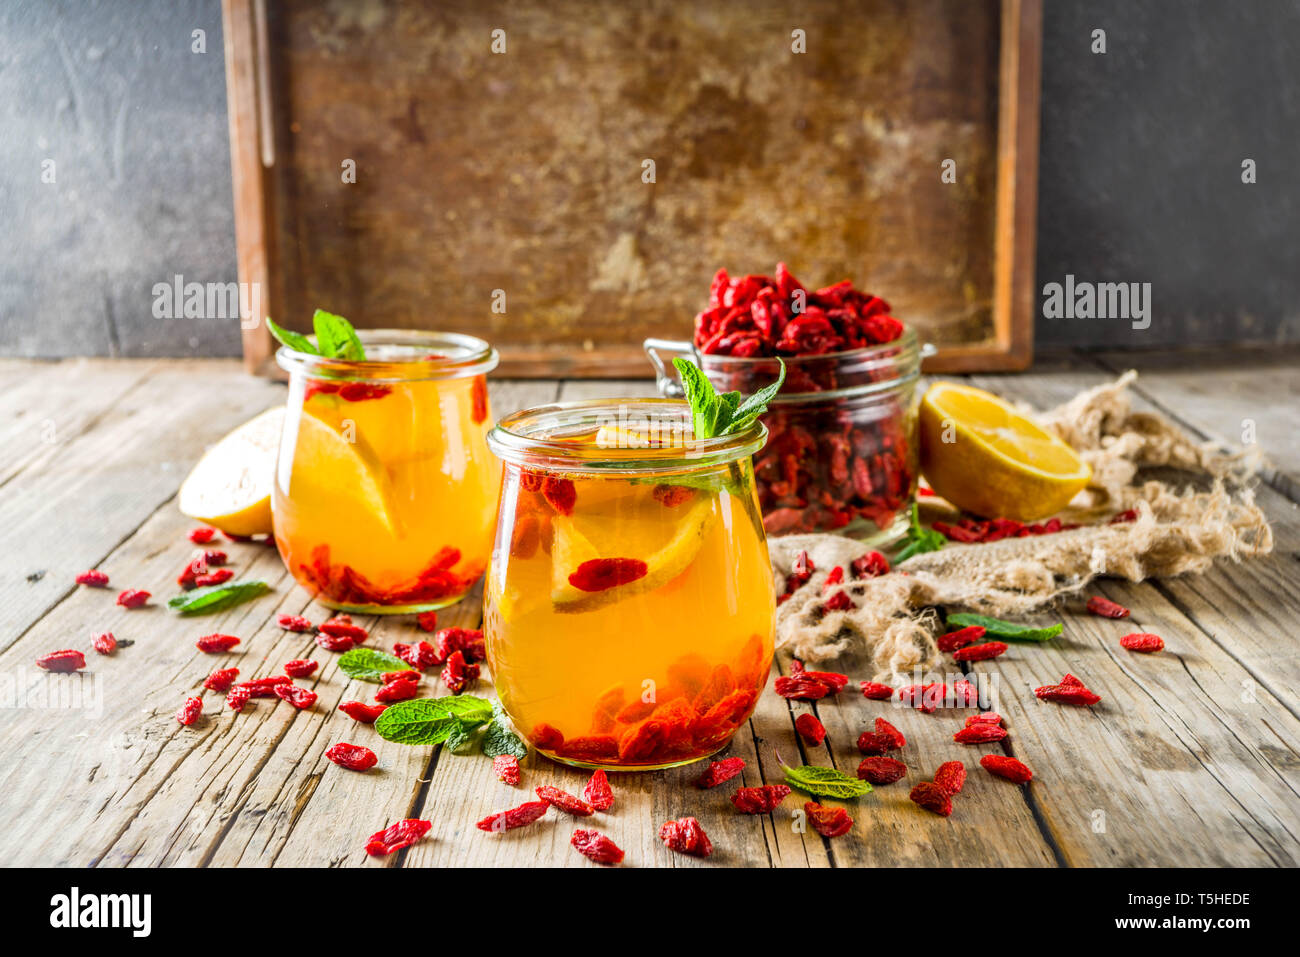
[488,397,767,474]
[275,329,498,382]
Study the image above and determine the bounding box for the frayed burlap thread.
[769,372,1273,680]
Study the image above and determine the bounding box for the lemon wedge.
[178,407,282,535]
[919,382,1091,521]
[280,412,402,537]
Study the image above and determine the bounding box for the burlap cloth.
[769,372,1273,680]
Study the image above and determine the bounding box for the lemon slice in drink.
[281,412,401,537]
[919,382,1091,521]
[178,407,282,535]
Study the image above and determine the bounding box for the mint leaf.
[265,317,319,355]
[168,580,270,616]
[895,503,946,562]
[723,360,786,436]
[374,695,494,746]
[946,613,1063,642]
[784,763,872,800]
[338,648,415,683]
[483,701,528,758]
[312,309,366,360]
[673,356,722,439]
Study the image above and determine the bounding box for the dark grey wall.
[1,0,1297,358]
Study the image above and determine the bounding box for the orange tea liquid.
[485,454,775,769]
[274,372,498,611]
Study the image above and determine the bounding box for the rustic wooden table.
[2,351,1297,868]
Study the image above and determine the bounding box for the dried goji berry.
[1060,673,1085,687]
[568,557,648,592]
[1086,595,1130,619]
[75,569,109,587]
[582,769,614,810]
[226,685,251,711]
[440,649,479,693]
[375,676,420,703]
[774,674,831,700]
[795,712,826,746]
[91,632,117,655]
[392,640,438,670]
[315,631,355,652]
[326,742,378,771]
[202,549,228,566]
[954,641,1008,662]
[477,800,549,833]
[433,627,483,664]
[176,696,203,726]
[934,760,966,795]
[274,684,317,710]
[823,566,845,590]
[952,678,979,707]
[277,614,316,633]
[851,551,890,579]
[1109,508,1139,524]
[36,649,86,672]
[194,569,234,587]
[875,716,906,749]
[857,755,907,784]
[731,784,791,814]
[1120,632,1164,653]
[1034,678,1101,707]
[470,375,489,424]
[535,785,595,817]
[238,675,291,697]
[188,527,217,544]
[652,484,696,508]
[981,754,1034,783]
[116,589,150,608]
[801,669,850,693]
[966,712,1003,726]
[897,683,945,713]
[339,700,388,723]
[284,659,318,678]
[204,667,240,691]
[493,754,521,786]
[556,734,619,762]
[570,828,623,865]
[659,817,713,857]
[416,610,439,632]
[953,724,1008,744]
[823,590,856,612]
[195,633,240,654]
[804,801,853,837]
[320,617,368,643]
[696,756,746,789]
[365,818,431,855]
[910,781,953,816]
[937,625,986,652]
[859,680,894,700]
[530,723,565,750]
[541,476,576,515]
[381,670,418,684]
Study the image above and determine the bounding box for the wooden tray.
[223,0,1041,376]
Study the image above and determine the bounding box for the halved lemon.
[178,407,282,535]
[919,382,1091,521]
[282,412,401,537]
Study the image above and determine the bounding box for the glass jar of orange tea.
[273,331,499,612]
[484,398,776,770]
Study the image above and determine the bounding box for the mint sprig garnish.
[672,357,785,439]
[894,503,946,562]
[266,309,367,360]
[374,694,528,760]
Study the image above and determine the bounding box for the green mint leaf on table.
[783,764,873,800]
[482,701,529,759]
[894,503,947,563]
[672,357,786,439]
[946,613,1063,642]
[374,695,495,746]
[312,309,367,360]
[265,317,319,356]
[338,648,415,683]
[168,580,270,616]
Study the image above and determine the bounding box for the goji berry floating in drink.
[273,327,498,614]
[277,614,316,633]
[859,680,894,700]
[980,754,1034,784]
[795,712,827,747]
[1120,632,1165,653]
[204,667,240,692]
[365,818,432,856]
[696,756,746,789]
[731,784,791,814]
[339,700,387,723]
[1034,676,1102,707]
[116,589,150,609]
[476,800,549,833]
[176,696,203,726]
[933,760,966,795]
[284,659,318,678]
[326,742,377,772]
[659,817,713,857]
[91,632,117,656]
[909,781,954,817]
[953,724,1008,744]
[804,801,854,838]
[484,398,774,770]
[953,641,1008,662]
[582,769,614,810]
[75,569,109,588]
[36,649,86,672]
[1086,595,1130,619]
[196,633,240,654]
[570,828,624,865]
[535,785,595,817]
[857,756,907,784]
[493,754,521,786]
[274,684,317,710]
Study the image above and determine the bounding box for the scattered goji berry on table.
[116,589,150,608]
[851,551,890,579]
[857,716,907,755]
[176,696,203,726]
[339,700,388,723]
[226,685,251,711]
[204,667,240,692]
[857,756,907,784]
[774,674,832,700]
[731,784,791,814]
[195,633,240,654]
[393,640,439,670]
[659,817,713,857]
[910,781,953,817]
[952,678,979,707]
[953,724,1008,744]
[981,754,1034,783]
[365,818,431,856]
[535,785,595,817]
[477,800,550,833]
[194,569,234,587]
[381,670,418,684]
[823,566,845,590]
[433,627,484,664]
[319,617,368,643]
[800,669,850,692]
[804,801,853,837]
[440,649,479,693]
[937,625,986,652]
[1034,676,1102,707]
[1086,595,1130,619]
[375,677,420,703]
[570,828,623,865]
[238,675,291,697]
[954,641,1008,662]
[823,590,857,612]
[36,649,86,672]
[966,712,1003,726]
[416,610,439,632]
[274,684,317,710]
[284,659,318,678]
[859,680,894,700]
[1120,632,1164,653]
[795,712,827,747]
[315,631,355,652]
[493,754,521,786]
[582,769,614,810]
[277,614,316,633]
[75,569,109,587]
[326,742,377,771]
[934,760,966,795]
[188,527,216,544]
[696,756,746,789]
[91,632,117,655]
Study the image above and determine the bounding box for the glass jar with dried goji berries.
[484,398,775,770]
[273,330,499,612]
[647,328,930,543]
